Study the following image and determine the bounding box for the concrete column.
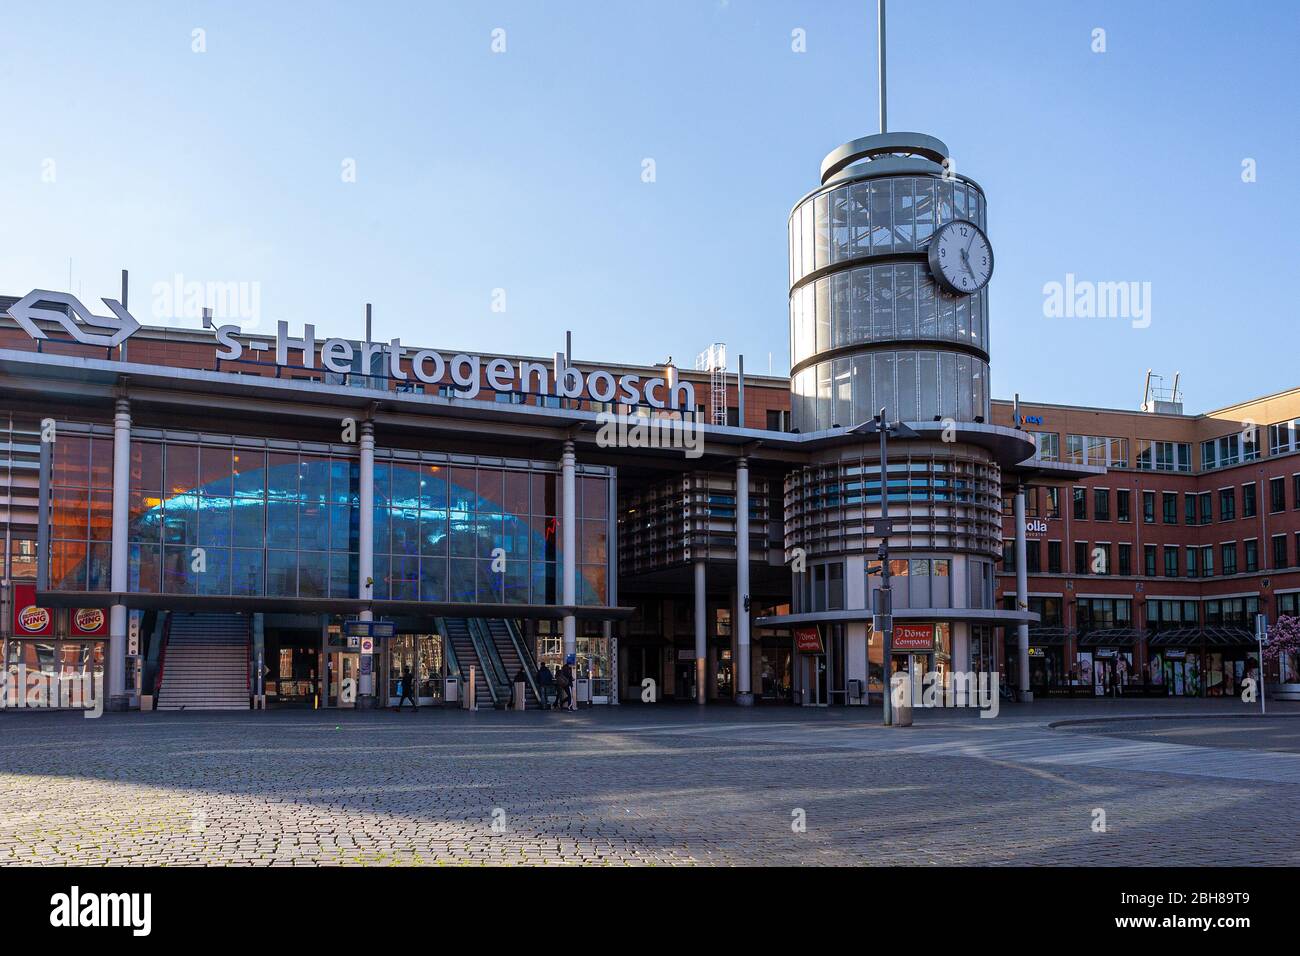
[108,397,131,709]
[1014,484,1032,702]
[358,421,375,698]
[694,558,706,704]
[561,440,577,663]
[735,456,753,705]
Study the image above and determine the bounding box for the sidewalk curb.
[1049,712,1300,729]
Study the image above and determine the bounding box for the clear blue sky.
[1,1,1295,412]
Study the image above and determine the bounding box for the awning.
[1025,626,1072,647]
[1076,628,1142,647]
[1146,627,1257,648]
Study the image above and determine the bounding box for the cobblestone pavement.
[1058,716,1300,754]
[1,702,1297,866]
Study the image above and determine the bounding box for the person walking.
[537,661,555,710]
[559,660,576,711]
[395,665,419,713]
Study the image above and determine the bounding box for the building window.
[1143,491,1155,523]
[1117,543,1132,576]
[1243,482,1257,518]
[1163,546,1179,578]
[1077,597,1132,633]
[1094,543,1110,575]
[1245,539,1259,573]
[1162,492,1177,524]
[1185,493,1198,525]
[1268,419,1300,455]
[1093,488,1110,521]
[1270,476,1286,513]
[1221,543,1238,576]
[1204,596,1260,628]
[766,410,789,432]
[1294,474,1300,509]
[1144,544,1157,577]
[1002,541,1016,573]
[1187,546,1200,578]
[1032,431,1059,461]
[1200,433,1259,470]
[1219,488,1235,521]
[1045,487,1060,518]
[1074,541,1089,575]
[1201,545,1215,577]
[1065,435,1129,468]
[1273,534,1288,570]
[1147,599,1200,632]
[1047,540,1062,574]
[1116,489,1131,522]
[1198,491,1212,525]
[1072,487,1086,520]
[1026,541,1041,573]
[1136,439,1191,472]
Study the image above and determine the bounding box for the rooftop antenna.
[878,0,888,133]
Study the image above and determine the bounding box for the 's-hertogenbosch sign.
[5,291,696,411]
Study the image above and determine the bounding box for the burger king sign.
[13,584,53,636]
[72,606,108,636]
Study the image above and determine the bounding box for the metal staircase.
[156,612,250,711]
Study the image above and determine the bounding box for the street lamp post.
[852,409,919,726]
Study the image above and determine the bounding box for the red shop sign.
[12,583,53,636]
[71,606,108,636]
[892,623,935,651]
[794,626,823,653]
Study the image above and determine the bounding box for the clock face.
[927,220,993,295]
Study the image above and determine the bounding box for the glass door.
[327,652,359,707]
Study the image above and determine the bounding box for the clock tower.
[787,132,993,433]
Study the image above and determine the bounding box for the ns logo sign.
[5,290,141,349]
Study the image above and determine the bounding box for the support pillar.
[1014,483,1032,702]
[357,420,376,704]
[108,397,131,710]
[694,558,706,704]
[735,456,753,705]
[561,440,577,664]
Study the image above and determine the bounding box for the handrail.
[467,618,510,703]
[154,612,173,696]
[504,619,543,706]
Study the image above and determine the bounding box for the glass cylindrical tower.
[788,133,990,432]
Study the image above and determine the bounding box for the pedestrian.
[395,665,419,713]
[510,667,528,708]
[537,660,555,710]
[555,661,572,711]
[559,660,576,711]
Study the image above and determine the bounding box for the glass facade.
[49,428,611,607]
[789,263,989,367]
[788,176,987,286]
[49,435,114,591]
[791,349,989,432]
[784,450,1002,559]
[788,169,991,432]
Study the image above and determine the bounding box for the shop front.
[3,584,107,710]
[1075,630,1140,697]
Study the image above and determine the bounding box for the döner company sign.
[5,291,696,410]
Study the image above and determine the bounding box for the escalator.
[438,617,541,709]
[476,618,541,709]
